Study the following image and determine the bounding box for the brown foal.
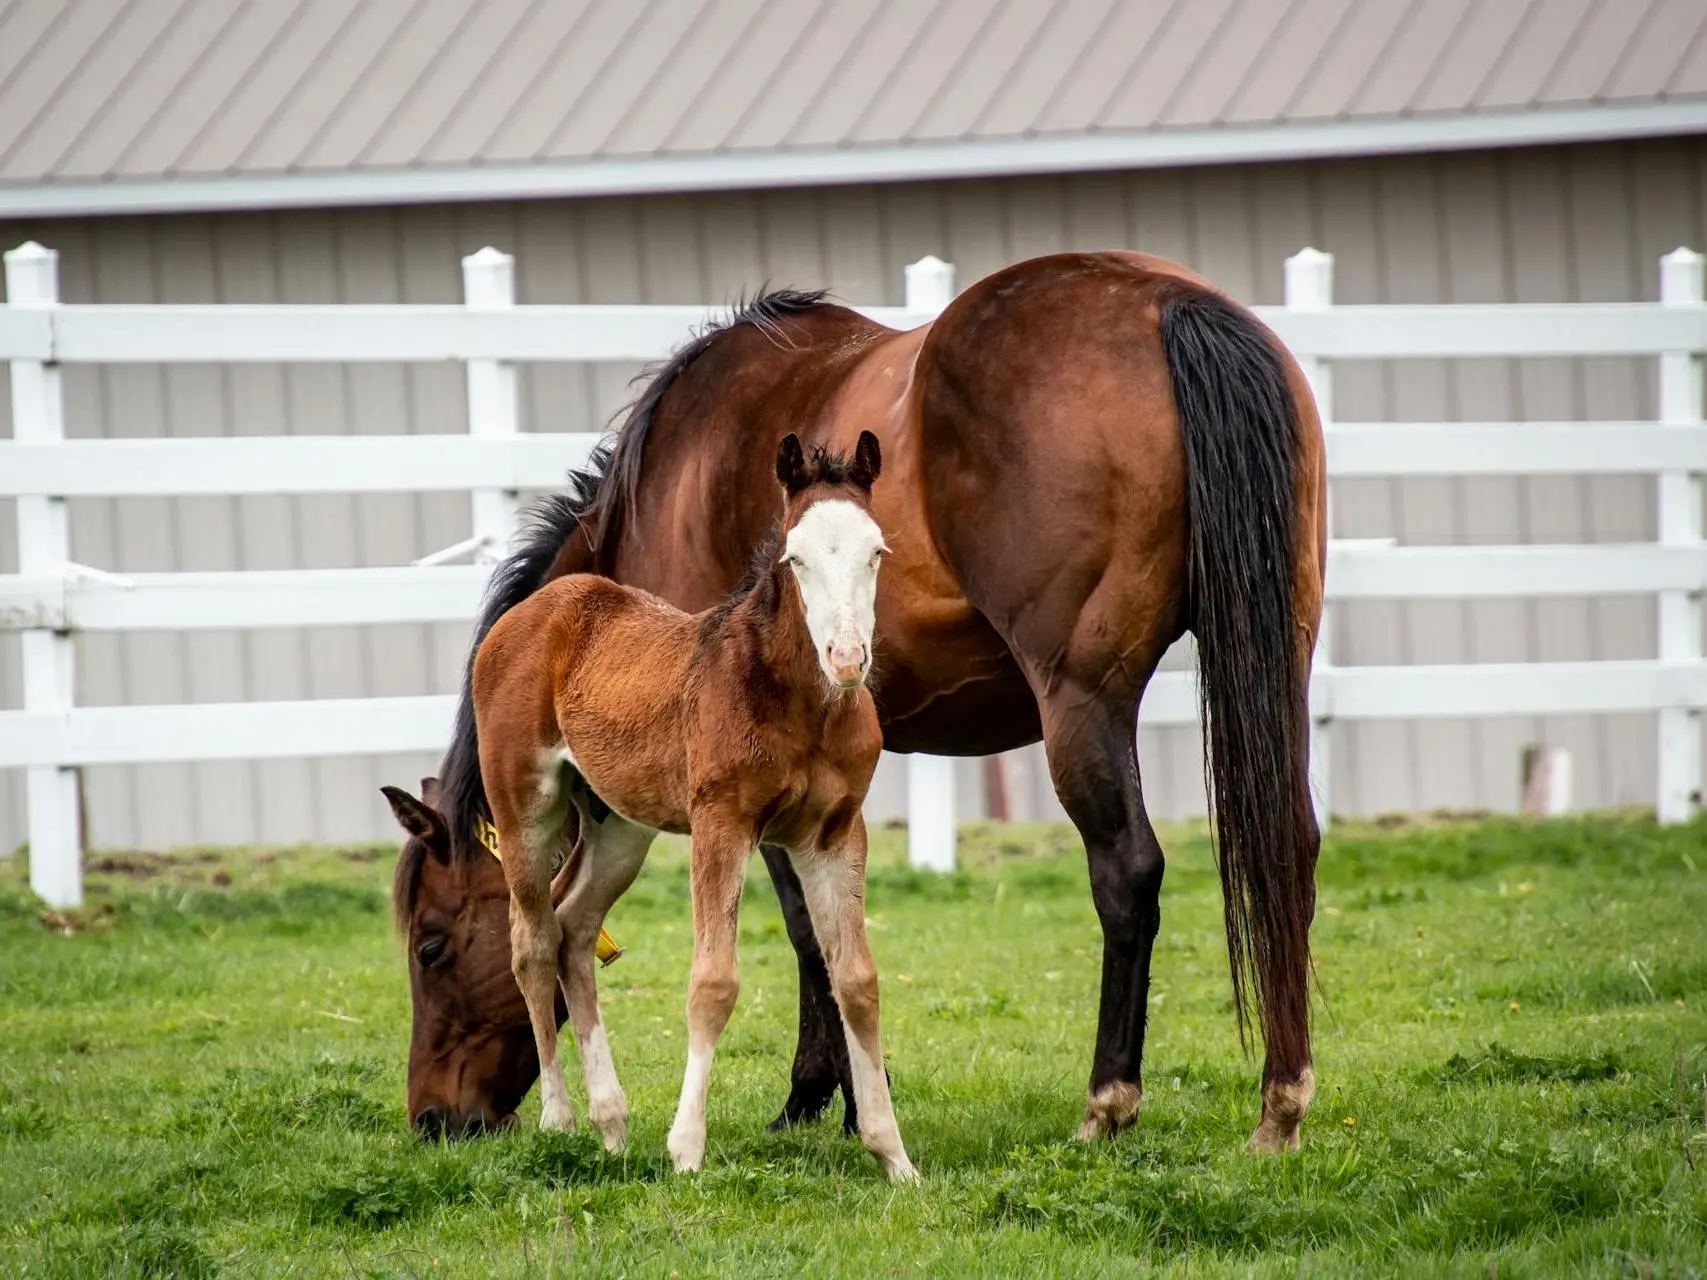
[470,430,916,1182]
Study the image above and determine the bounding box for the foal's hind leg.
[759,843,858,1134]
[491,773,577,1133]
[1037,684,1166,1141]
[556,806,655,1152]
[791,818,917,1183]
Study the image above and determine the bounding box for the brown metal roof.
[0,0,1703,190]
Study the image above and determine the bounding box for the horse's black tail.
[1159,286,1319,1078]
[437,449,610,862]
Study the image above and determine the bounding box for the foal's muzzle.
[827,642,869,688]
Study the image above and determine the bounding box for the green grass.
[2,814,1705,1277]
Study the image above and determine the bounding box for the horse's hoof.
[766,1079,843,1132]
[1073,1081,1141,1141]
[1247,1067,1314,1154]
[1246,1122,1302,1154]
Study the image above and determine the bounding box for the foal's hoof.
[539,1099,577,1134]
[1074,1081,1142,1142]
[594,1092,635,1153]
[667,1128,705,1173]
[885,1157,921,1185]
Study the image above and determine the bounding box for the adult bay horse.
[392,250,1327,1153]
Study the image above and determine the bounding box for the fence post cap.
[4,240,56,263]
[1660,247,1704,305]
[903,255,955,312]
[1287,246,1333,264]
[462,245,513,266]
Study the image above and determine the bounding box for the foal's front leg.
[791,818,917,1183]
[667,820,750,1173]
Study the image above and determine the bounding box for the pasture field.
[2,813,1705,1278]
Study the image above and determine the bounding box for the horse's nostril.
[414,1106,451,1139]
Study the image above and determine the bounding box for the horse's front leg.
[667,820,750,1173]
[791,817,917,1183]
[759,843,858,1133]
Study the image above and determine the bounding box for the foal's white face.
[782,498,888,689]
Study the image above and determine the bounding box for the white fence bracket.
[463,248,520,565]
[1658,247,1705,824]
[5,241,81,906]
[1286,247,1336,831]
[903,255,959,871]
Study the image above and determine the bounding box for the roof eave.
[3,100,1703,220]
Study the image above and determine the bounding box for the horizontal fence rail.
[2,423,1702,499]
[2,544,1702,635]
[2,242,1703,906]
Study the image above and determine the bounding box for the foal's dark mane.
[408,289,834,908]
[697,445,861,636]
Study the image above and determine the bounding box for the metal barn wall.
[2,135,1704,852]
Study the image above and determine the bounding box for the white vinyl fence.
[2,242,1703,907]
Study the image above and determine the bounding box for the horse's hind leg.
[555,804,654,1152]
[1037,684,1166,1141]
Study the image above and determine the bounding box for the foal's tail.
[1158,286,1319,1079]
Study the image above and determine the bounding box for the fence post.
[462,248,520,563]
[1657,247,1704,824]
[6,242,81,906]
[1284,248,1335,832]
[903,255,959,872]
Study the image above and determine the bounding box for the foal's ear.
[382,785,447,849]
[849,430,882,490]
[775,432,810,494]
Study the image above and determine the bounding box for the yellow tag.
[475,815,624,967]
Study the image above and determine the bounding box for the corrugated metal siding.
[1,0,1705,187]
[2,134,1705,852]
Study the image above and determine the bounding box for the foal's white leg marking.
[792,845,918,1183]
[667,1041,716,1173]
[557,808,654,1152]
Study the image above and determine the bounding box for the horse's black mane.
[414,288,833,891]
[583,288,833,571]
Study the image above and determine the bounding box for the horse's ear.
[382,785,448,852]
[775,432,810,494]
[849,430,882,490]
[420,776,441,807]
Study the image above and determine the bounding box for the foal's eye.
[417,935,450,968]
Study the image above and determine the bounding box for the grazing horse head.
[382,778,552,1138]
[774,428,888,690]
